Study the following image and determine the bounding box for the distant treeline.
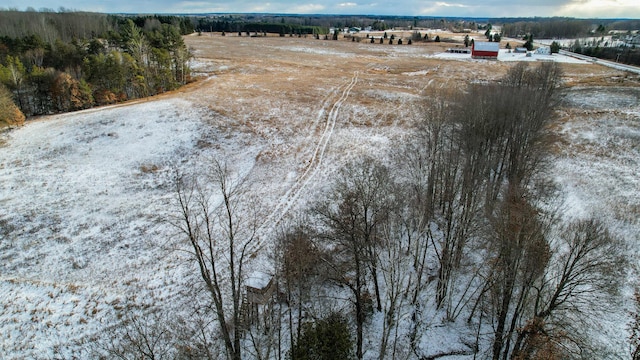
[0,11,193,117]
[194,19,328,35]
[500,18,594,39]
[192,14,640,38]
[0,10,113,43]
[191,14,485,33]
[499,17,640,38]
[0,11,193,43]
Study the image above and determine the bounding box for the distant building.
[535,47,551,55]
[448,47,471,54]
[472,41,499,59]
[514,47,528,53]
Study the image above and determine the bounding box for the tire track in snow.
[255,71,359,243]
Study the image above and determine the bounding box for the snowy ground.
[432,48,590,63]
[550,86,640,355]
[554,86,640,250]
[0,99,216,357]
[1,34,639,358]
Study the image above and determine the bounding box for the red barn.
[472,41,499,59]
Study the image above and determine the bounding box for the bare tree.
[90,306,218,360]
[511,219,625,358]
[97,312,175,360]
[629,289,640,360]
[174,159,259,360]
[277,222,323,358]
[403,93,485,313]
[376,209,416,360]
[312,157,395,360]
[482,189,552,360]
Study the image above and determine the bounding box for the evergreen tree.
[572,39,582,53]
[523,34,534,51]
[289,313,354,360]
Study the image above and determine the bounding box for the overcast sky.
[3,0,639,19]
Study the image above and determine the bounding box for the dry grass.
[181,32,637,172]
[185,33,480,139]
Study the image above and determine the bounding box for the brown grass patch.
[139,164,160,173]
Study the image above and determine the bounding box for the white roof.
[474,41,500,52]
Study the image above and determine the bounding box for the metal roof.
[473,41,500,52]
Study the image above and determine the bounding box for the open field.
[1,32,639,358]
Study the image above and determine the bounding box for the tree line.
[500,18,595,39]
[194,19,328,36]
[0,11,193,117]
[92,62,627,359]
[569,39,640,66]
[500,17,640,40]
[191,14,483,33]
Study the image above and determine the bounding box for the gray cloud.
[3,0,639,18]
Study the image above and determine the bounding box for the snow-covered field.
[432,48,590,63]
[0,99,213,357]
[1,34,639,358]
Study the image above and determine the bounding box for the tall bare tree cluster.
[298,62,622,360]
[173,160,262,360]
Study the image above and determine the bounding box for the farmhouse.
[535,47,551,55]
[472,41,500,59]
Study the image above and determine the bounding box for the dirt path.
[254,71,359,244]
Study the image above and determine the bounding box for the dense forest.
[0,11,194,117]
